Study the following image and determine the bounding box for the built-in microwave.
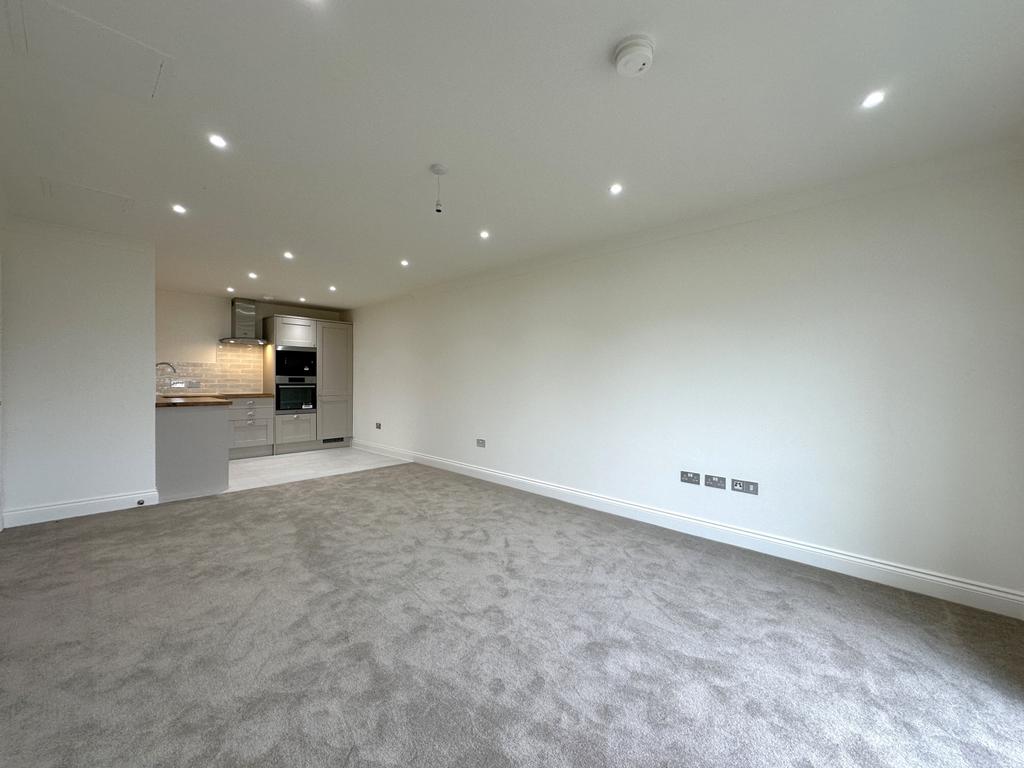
[275,347,316,378]
[276,380,316,413]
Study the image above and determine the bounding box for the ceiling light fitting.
[861,90,886,109]
[430,163,447,214]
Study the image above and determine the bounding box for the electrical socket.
[704,474,726,489]
[680,471,700,485]
[375,422,381,430]
[732,479,759,495]
[476,438,486,448]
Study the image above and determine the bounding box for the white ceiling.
[1,0,1022,308]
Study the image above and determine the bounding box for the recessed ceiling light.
[208,133,228,149]
[172,203,187,214]
[861,90,886,109]
[262,295,274,300]
[400,259,409,267]
[248,272,258,279]
[299,297,306,303]
[329,285,337,292]
[283,251,294,260]
[479,230,490,240]
[609,183,623,196]
[226,286,235,293]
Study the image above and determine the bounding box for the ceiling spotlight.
[861,90,886,109]
[226,286,235,293]
[283,251,294,260]
[609,183,623,196]
[208,133,228,149]
[248,272,258,279]
[172,203,187,214]
[329,285,337,292]
[400,259,410,267]
[479,230,490,240]
[299,297,306,303]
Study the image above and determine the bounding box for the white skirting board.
[353,439,1024,620]
[2,489,160,528]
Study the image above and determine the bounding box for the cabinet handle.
[247,411,255,417]
[246,400,255,406]
[247,419,255,425]
[293,414,299,419]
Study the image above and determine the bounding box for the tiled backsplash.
[156,344,264,394]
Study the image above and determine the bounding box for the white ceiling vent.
[614,35,654,77]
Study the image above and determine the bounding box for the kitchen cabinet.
[275,412,317,444]
[315,320,353,440]
[272,315,316,348]
[228,396,274,451]
[230,419,273,449]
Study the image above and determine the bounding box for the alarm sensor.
[614,35,654,77]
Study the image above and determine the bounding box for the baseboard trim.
[2,489,160,528]
[353,439,1024,619]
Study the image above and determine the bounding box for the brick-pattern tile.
[157,345,264,394]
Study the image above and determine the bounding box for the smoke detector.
[614,35,654,77]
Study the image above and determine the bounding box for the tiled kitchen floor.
[227,447,406,493]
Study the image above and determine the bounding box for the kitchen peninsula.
[155,395,231,502]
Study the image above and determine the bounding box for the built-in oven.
[276,379,316,413]
[275,347,316,378]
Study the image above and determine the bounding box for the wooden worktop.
[155,396,231,408]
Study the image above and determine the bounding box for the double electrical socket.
[681,470,759,495]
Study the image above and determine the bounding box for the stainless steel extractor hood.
[219,298,267,346]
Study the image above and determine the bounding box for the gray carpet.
[1,463,1021,767]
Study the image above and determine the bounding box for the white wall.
[1,219,157,525]
[0,186,7,529]
[156,289,230,363]
[353,150,1024,617]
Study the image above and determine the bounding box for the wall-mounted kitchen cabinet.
[272,315,316,348]
[316,320,353,440]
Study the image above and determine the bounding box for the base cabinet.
[275,413,317,444]
[230,419,273,449]
[317,397,352,440]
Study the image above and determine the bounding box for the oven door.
[276,384,316,413]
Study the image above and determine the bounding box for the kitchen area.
[155,293,400,502]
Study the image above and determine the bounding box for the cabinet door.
[275,413,317,444]
[230,418,273,448]
[316,321,352,397]
[317,396,352,440]
[275,316,316,348]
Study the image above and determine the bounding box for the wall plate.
[705,474,726,489]
[680,471,700,485]
[732,479,759,495]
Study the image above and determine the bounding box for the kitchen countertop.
[156,396,231,408]
[157,392,274,399]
